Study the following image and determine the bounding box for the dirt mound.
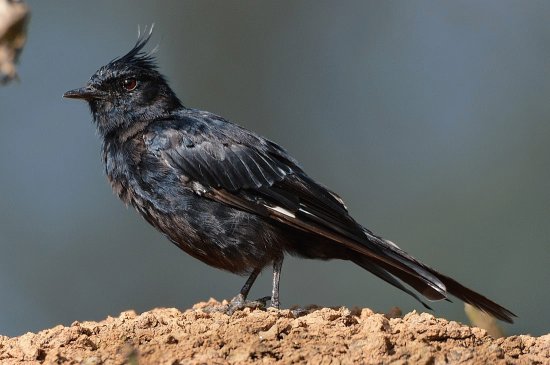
[0,299,548,364]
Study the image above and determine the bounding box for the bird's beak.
[63,86,104,100]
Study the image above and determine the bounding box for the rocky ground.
[0,299,548,364]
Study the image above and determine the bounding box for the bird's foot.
[289,306,310,317]
[201,294,273,315]
[226,294,272,314]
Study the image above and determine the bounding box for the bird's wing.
[145,116,446,293]
[145,114,515,323]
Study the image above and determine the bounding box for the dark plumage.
[64,29,515,322]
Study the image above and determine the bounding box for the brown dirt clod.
[0,299,548,364]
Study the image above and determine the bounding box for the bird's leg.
[202,268,265,314]
[219,267,272,314]
[230,268,261,307]
[206,259,284,314]
[270,256,283,309]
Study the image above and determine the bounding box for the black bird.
[64,29,515,323]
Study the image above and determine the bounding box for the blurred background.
[0,1,548,337]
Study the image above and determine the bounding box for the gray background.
[0,1,548,337]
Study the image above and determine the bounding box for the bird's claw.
[226,294,272,314]
[200,294,274,314]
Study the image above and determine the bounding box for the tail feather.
[358,231,516,323]
[353,257,433,310]
[433,271,516,323]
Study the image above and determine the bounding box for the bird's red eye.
[122,78,137,91]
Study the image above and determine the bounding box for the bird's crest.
[110,24,158,72]
[91,25,160,84]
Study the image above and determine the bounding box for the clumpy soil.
[0,299,548,364]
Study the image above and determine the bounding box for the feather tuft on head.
[112,24,158,71]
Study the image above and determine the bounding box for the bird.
[63,28,515,323]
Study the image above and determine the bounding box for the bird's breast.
[102,142,138,205]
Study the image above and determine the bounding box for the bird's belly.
[131,190,284,274]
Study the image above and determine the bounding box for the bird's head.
[64,27,182,137]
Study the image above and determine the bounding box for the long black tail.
[354,233,516,323]
[262,176,516,322]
